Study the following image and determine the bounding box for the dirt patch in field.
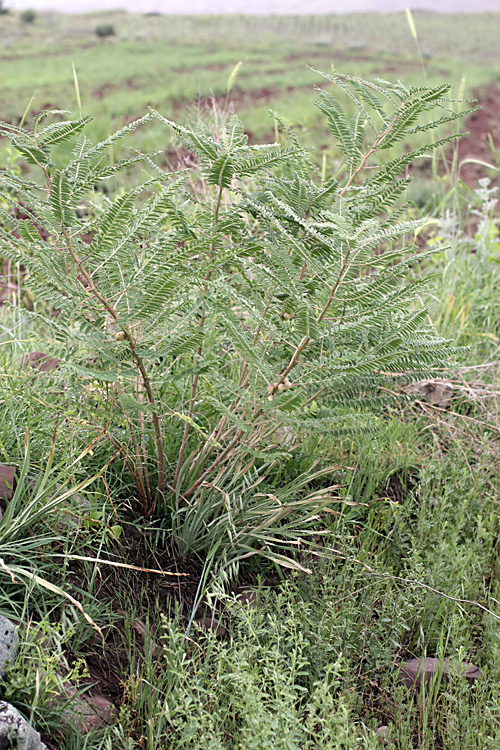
[454,83,500,186]
[285,49,376,65]
[92,62,239,102]
[173,82,315,117]
[161,82,316,165]
[93,77,143,100]
[166,82,316,157]
[0,43,95,63]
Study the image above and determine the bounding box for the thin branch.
[328,549,500,623]
[59,225,164,514]
[106,431,149,511]
[183,429,245,500]
[173,183,223,497]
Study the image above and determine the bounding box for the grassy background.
[1,10,500,151]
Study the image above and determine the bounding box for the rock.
[0,701,48,750]
[59,688,117,733]
[0,466,17,504]
[398,657,483,689]
[43,667,117,735]
[0,616,18,679]
[233,587,259,609]
[19,351,61,374]
[413,379,453,407]
[133,618,161,658]
[194,615,227,639]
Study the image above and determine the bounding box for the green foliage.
[428,178,500,349]
[171,464,339,580]
[0,72,469,566]
[0,425,109,630]
[153,599,375,750]
[106,551,500,750]
[95,23,115,38]
[2,617,90,736]
[20,9,36,24]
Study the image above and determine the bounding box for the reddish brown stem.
[59,225,164,514]
[183,429,244,500]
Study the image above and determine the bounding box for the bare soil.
[454,83,500,187]
[38,533,205,748]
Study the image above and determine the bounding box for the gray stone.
[398,657,483,689]
[0,617,18,679]
[414,379,453,406]
[0,466,17,504]
[0,701,48,750]
[57,688,117,733]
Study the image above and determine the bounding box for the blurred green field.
[1,9,500,160]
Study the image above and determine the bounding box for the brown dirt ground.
[167,80,500,180]
[454,83,500,187]
[172,82,315,121]
[38,533,205,748]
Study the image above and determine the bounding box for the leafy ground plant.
[0,422,111,632]
[0,71,473,570]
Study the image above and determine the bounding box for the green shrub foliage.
[94,23,115,38]
[0,72,472,526]
[20,9,36,23]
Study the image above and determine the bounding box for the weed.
[0,73,469,581]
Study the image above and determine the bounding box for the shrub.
[20,9,36,23]
[0,72,473,572]
[95,23,115,38]
[0,0,9,15]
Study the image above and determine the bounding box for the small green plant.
[2,617,92,741]
[0,420,113,632]
[20,9,36,23]
[428,178,500,347]
[153,601,368,750]
[0,72,474,569]
[95,23,115,38]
